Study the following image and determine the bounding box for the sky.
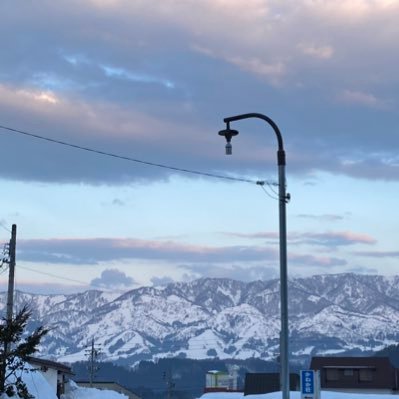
[0,0,398,295]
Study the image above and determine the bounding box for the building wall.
[323,388,393,395]
[28,358,72,398]
[38,368,58,392]
[310,357,398,391]
[206,372,230,388]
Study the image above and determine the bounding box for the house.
[310,356,399,394]
[204,369,241,392]
[243,373,299,395]
[27,356,73,398]
[76,381,141,399]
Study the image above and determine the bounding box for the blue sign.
[301,370,314,395]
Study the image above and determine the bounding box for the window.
[343,369,353,377]
[359,368,374,382]
[325,368,339,381]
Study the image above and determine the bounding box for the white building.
[28,356,73,398]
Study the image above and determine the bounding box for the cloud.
[150,276,175,287]
[337,157,399,181]
[338,90,390,109]
[222,232,279,239]
[17,237,278,265]
[297,43,334,59]
[225,57,286,85]
[1,0,399,184]
[303,0,397,22]
[112,198,125,206]
[17,234,359,270]
[179,264,278,282]
[90,268,136,288]
[0,82,220,184]
[296,214,345,222]
[222,230,376,247]
[295,231,376,247]
[191,45,287,85]
[347,265,378,275]
[8,282,89,295]
[289,253,347,267]
[18,89,59,104]
[353,250,399,258]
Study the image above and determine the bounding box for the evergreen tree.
[0,305,49,398]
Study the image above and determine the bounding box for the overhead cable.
[0,221,11,233]
[16,264,132,294]
[0,124,277,186]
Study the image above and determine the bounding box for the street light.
[218,113,290,399]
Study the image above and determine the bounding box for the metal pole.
[221,113,289,399]
[278,163,289,399]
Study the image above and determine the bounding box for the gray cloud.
[2,282,88,295]
[353,251,399,258]
[17,235,353,270]
[222,232,279,240]
[17,237,278,265]
[289,254,347,268]
[150,276,175,287]
[348,266,379,275]
[296,214,345,222]
[223,230,376,247]
[179,264,278,282]
[90,268,136,289]
[112,198,125,206]
[294,231,376,247]
[0,1,398,184]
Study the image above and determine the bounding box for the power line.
[14,264,125,294]
[10,264,143,295]
[0,222,11,233]
[258,182,279,201]
[16,265,87,286]
[266,181,279,196]
[0,124,277,186]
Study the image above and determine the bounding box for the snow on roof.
[1,367,127,399]
[207,370,229,375]
[28,356,73,374]
[1,365,57,399]
[64,381,129,399]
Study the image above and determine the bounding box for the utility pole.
[0,224,16,393]
[85,338,101,387]
[163,369,175,399]
[6,224,17,322]
[89,338,95,387]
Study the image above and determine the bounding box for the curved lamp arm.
[223,113,286,166]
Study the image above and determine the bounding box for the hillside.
[1,273,399,366]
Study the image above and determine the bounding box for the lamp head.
[218,124,239,155]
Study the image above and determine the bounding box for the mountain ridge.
[1,273,398,366]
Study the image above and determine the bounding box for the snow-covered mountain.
[1,273,399,366]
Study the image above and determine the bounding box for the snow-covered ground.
[201,392,399,399]
[3,369,398,399]
[0,368,127,399]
